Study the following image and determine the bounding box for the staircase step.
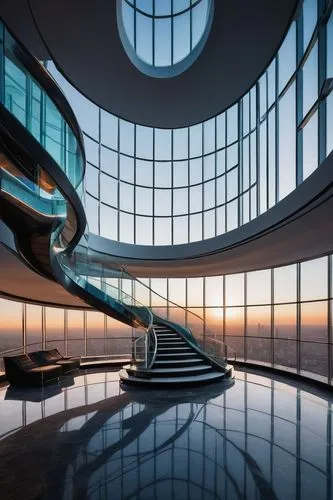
[155,352,200,360]
[150,365,213,376]
[156,335,181,340]
[123,363,214,378]
[157,340,187,346]
[119,369,228,387]
[157,348,192,355]
[154,359,204,368]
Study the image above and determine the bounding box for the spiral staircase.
[0,18,234,388]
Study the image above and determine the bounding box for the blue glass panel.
[204,209,215,239]
[136,13,153,65]
[203,153,215,180]
[189,158,202,184]
[278,23,296,93]
[119,182,134,212]
[155,128,171,160]
[135,216,153,245]
[173,216,188,244]
[173,187,188,216]
[303,0,317,51]
[4,57,26,125]
[173,11,190,64]
[100,173,118,208]
[154,189,171,216]
[204,179,215,210]
[203,118,215,154]
[302,111,318,180]
[227,199,238,231]
[136,159,153,186]
[190,213,202,241]
[101,111,118,150]
[154,217,171,245]
[136,125,154,159]
[227,104,238,145]
[173,160,188,187]
[86,163,99,198]
[101,147,118,177]
[119,119,135,156]
[119,154,134,183]
[136,186,153,215]
[100,204,118,240]
[155,18,172,66]
[278,83,296,200]
[302,42,318,117]
[173,128,188,160]
[119,212,134,243]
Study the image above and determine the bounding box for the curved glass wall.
[46,0,333,246]
[1,252,332,385]
[117,0,214,77]
[1,24,84,191]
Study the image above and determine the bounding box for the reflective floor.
[0,369,332,500]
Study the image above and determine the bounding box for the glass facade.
[46,0,332,246]
[1,253,332,385]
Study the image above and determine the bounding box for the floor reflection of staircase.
[119,323,234,388]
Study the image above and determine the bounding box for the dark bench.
[30,349,81,374]
[3,354,61,387]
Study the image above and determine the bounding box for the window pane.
[274,304,297,339]
[302,42,318,117]
[301,257,328,301]
[227,104,238,144]
[101,111,118,149]
[155,128,172,160]
[303,0,317,51]
[100,204,118,240]
[205,277,223,306]
[274,265,297,303]
[26,304,42,351]
[300,301,328,342]
[169,279,186,306]
[225,307,244,335]
[247,270,271,305]
[136,125,153,159]
[187,278,203,306]
[247,338,272,364]
[302,111,318,180]
[173,128,188,160]
[154,217,171,245]
[247,306,271,337]
[173,215,188,244]
[225,274,244,306]
[301,342,328,379]
[278,23,296,92]
[154,189,171,216]
[136,216,153,245]
[278,83,296,200]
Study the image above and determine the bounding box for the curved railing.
[0,17,234,372]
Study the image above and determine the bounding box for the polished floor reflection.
[0,369,332,500]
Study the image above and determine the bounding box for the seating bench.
[3,354,61,387]
[30,349,81,374]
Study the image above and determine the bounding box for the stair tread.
[150,365,213,374]
[119,369,225,384]
[156,352,199,357]
[154,359,204,365]
[158,347,192,351]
